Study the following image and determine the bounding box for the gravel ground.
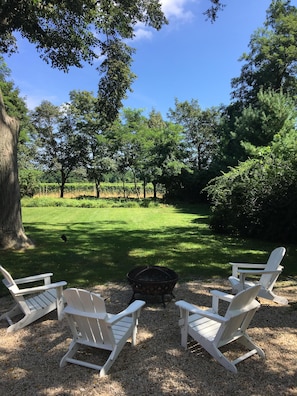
[0,279,296,396]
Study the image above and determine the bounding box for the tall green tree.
[205,90,297,241]
[168,99,221,171]
[108,108,149,198]
[167,98,222,201]
[31,100,88,198]
[67,90,116,198]
[231,0,297,106]
[149,121,187,200]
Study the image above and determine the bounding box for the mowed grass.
[1,203,296,296]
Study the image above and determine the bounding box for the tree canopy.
[231,0,297,105]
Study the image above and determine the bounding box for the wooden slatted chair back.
[63,288,115,347]
[0,265,18,293]
[259,247,285,290]
[216,285,261,345]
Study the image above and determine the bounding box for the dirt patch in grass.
[0,279,296,396]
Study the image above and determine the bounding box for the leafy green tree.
[138,110,186,200]
[67,90,117,198]
[147,120,187,200]
[108,108,149,198]
[0,56,34,168]
[168,99,221,171]
[64,90,115,198]
[18,168,41,198]
[213,1,297,174]
[167,98,222,201]
[236,88,296,148]
[231,0,297,106]
[205,91,297,241]
[106,108,186,200]
[31,100,88,198]
[218,88,297,166]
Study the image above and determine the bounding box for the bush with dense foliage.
[205,129,297,242]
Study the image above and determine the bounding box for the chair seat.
[188,313,221,342]
[112,316,133,343]
[26,289,58,312]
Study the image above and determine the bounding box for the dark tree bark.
[0,91,33,249]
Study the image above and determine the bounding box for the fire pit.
[127,266,178,307]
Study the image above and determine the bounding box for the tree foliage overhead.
[0,0,168,127]
[0,1,166,67]
[203,0,226,22]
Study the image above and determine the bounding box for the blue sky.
[4,0,293,118]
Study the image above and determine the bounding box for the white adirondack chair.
[228,247,287,305]
[0,265,67,332]
[176,285,265,373]
[60,288,146,376]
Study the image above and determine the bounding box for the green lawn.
[1,204,296,296]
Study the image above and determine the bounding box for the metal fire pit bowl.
[127,266,178,307]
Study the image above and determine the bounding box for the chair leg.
[178,311,189,349]
[100,347,121,377]
[237,334,265,359]
[56,287,65,320]
[131,319,138,346]
[60,341,80,367]
[206,344,238,373]
[0,304,22,324]
[6,313,36,333]
[258,290,288,305]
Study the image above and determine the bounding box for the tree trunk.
[0,91,34,249]
[153,181,157,201]
[132,172,140,199]
[143,179,146,199]
[95,179,100,198]
[60,170,66,198]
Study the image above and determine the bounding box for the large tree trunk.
[0,91,34,249]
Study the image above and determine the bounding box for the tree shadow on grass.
[1,211,296,300]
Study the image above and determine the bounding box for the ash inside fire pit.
[127,266,178,307]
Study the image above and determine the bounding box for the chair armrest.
[209,290,234,313]
[14,273,54,285]
[106,300,146,325]
[175,300,226,323]
[238,269,282,275]
[210,289,234,302]
[13,281,67,296]
[230,263,266,268]
[230,262,266,277]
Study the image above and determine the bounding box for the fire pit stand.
[127,266,178,307]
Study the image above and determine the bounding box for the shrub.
[205,151,297,242]
[22,197,163,209]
